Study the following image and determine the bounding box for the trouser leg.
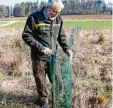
[32,59,50,102]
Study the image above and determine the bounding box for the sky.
[0,0,112,6]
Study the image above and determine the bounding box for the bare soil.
[0,15,112,21]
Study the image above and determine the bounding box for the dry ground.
[0,28,112,108]
[0,15,112,21]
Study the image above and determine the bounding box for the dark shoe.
[40,102,48,108]
[33,97,40,106]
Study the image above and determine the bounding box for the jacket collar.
[39,7,49,21]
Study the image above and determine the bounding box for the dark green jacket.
[22,7,70,61]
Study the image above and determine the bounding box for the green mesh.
[49,28,80,108]
[50,53,73,108]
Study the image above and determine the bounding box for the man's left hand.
[66,50,73,63]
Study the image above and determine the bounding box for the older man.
[22,0,73,107]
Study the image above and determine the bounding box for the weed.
[97,33,105,44]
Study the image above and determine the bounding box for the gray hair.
[47,0,64,10]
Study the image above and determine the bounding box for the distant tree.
[6,0,112,17]
[0,5,9,18]
[13,4,22,17]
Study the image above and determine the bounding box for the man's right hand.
[41,47,52,56]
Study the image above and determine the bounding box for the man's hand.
[40,47,52,56]
[66,50,73,63]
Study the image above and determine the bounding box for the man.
[22,0,73,107]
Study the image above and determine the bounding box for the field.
[62,15,112,19]
[0,15,111,21]
[0,15,112,108]
[0,22,9,25]
[0,19,112,30]
[0,15,112,30]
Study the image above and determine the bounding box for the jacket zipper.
[50,20,54,54]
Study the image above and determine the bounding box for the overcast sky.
[0,0,112,6]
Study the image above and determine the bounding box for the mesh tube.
[49,27,80,108]
[50,53,73,108]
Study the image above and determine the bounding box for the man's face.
[46,6,61,20]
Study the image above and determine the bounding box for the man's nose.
[52,12,58,16]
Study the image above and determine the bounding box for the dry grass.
[72,29,112,108]
[0,28,112,108]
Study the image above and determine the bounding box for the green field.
[3,22,25,29]
[0,22,9,25]
[64,20,112,30]
[0,19,112,30]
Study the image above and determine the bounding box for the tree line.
[0,0,112,18]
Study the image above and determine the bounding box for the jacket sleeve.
[22,16,43,50]
[57,20,71,53]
